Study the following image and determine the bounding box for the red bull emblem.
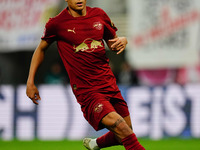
[74,38,103,53]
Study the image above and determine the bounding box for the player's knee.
[109,117,133,138]
[101,112,132,138]
[123,115,133,130]
[115,120,132,134]
[125,122,132,130]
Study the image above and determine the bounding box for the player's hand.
[26,83,41,105]
[109,37,128,54]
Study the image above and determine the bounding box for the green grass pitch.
[0,138,200,150]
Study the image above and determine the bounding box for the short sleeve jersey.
[42,7,119,104]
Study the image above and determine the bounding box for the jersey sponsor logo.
[73,38,103,53]
[67,27,76,34]
[93,22,103,30]
[94,103,104,113]
[91,40,103,49]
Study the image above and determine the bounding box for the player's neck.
[68,7,87,17]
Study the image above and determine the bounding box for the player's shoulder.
[88,7,104,12]
[46,8,68,24]
[87,7,106,16]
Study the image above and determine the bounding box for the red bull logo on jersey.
[74,39,103,53]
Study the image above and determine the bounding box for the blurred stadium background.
[0,0,200,149]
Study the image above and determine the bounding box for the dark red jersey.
[42,7,120,105]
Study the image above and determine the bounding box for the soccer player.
[26,0,145,150]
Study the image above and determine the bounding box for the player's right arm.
[26,40,50,105]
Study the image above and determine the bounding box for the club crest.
[93,22,103,30]
[94,103,104,113]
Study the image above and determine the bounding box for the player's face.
[66,0,87,11]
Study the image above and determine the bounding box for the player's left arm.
[106,35,128,55]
